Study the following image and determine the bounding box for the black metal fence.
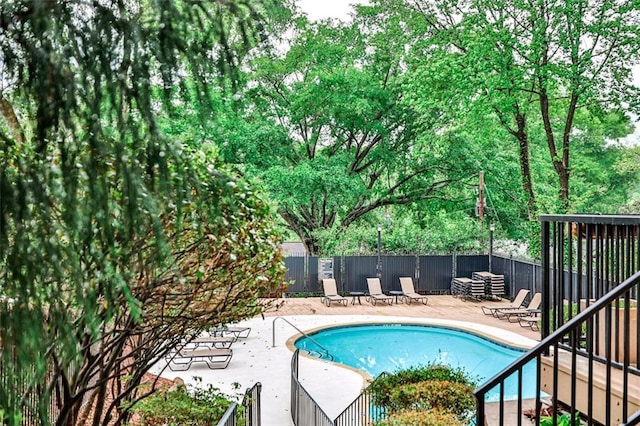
[334,373,388,426]
[290,349,333,426]
[242,382,262,426]
[475,215,640,426]
[284,253,543,298]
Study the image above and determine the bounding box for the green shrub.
[377,409,460,426]
[387,380,475,422]
[130,379,242,426]
[540,412,581,426]
[370,363,477,408]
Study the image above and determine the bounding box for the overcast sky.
[297,0,368,21]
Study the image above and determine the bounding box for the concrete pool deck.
[150,296,540,426]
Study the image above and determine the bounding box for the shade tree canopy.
[216,15,475,255]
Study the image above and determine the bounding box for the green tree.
[381,0,640,216]
[0,1,287,425]
[217,16,470,255]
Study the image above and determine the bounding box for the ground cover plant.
[130,378,243,426]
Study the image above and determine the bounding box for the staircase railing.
[475,215,640,425]
[475,270,640,425]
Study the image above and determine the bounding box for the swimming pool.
[294,323,539,401]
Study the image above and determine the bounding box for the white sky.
[297,0,368,21]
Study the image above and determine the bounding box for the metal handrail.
[475,270,640,424]
[242,382,262,426]
[272,316,333,360]
[216,403,238,426]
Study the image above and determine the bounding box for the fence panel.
[307,256,320,293]
[343,256,378,293]
[512,259,540,295]
[455,255,489,280]
[284,257,306,293]
[418,255,453,293]
[382,256,416,291]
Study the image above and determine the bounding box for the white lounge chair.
[481,289,530,317]
[166,347,233,371]
[399,277,428,305]
[366,278,393,305]
[211,325,251,339]
[185,336,235,349]
[321,279,348,307]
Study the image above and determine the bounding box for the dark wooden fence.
[284,253,542,298]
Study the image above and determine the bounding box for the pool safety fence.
[291,349,334,426]
[217,403,239,426]
[334,373,388,426]
[290,348,390,426]
[242,382,262,426]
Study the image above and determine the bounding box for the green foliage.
[215,14,472,255]
[377,409,460,426]
[387,380,476,422]
[131,380,242,426]
[0,1,288,425]
[370,364,477,409]
[540,412,582,426]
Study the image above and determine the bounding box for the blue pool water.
[295,324,539,401]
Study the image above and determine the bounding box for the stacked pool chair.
[451,277,486,300]
[472,271,506,300]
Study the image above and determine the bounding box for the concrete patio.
[150,295,540,425]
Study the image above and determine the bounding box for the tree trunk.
[539,87,570,213]
[514,112,537,221]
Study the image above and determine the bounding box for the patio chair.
[166,347,233,371]
[481,289,530,317]
[185,335,235,349]
[495,292,542,322]
[321,278,348,307]
[518,309,541,331]
[212,325,252,339]
[399,277,428,305]
[366,278,393,306]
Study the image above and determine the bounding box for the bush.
[388,380,475,422]
[370,364,477,408]
[130,379,242,426]
[377,409,460,426]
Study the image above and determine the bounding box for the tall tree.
[217,16,469,254]
[381,0,640,215]
[0,1,287,425]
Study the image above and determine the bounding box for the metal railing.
[475,215,640,425]
[242,382,262,426]
[334,373,388,426]
[217,403,239,426]
[216,382,261,426]
[273,316,333,360]
[290,349,334,426]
